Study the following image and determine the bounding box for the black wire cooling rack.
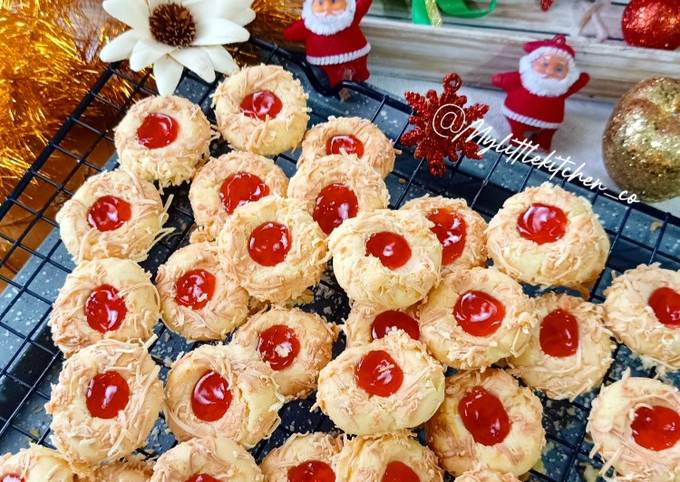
[0,38,678,481]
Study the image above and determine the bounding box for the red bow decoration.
[401,73,489,176]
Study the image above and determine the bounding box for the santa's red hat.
[523,34,576,60]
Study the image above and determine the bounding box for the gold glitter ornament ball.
[602,77,680,202]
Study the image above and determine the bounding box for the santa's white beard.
[519,53,580,97]
[302,0,356,35]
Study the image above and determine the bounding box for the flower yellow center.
[149,3,196,47]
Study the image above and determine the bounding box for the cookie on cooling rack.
[486,182,609,293]
[316,330,445,435]
[328,209,442,309]
[56,169,167,262]
[49,258,159,357]
[213,65,309,156]
[343,301,421,347]
[45,340,163,469]
[155,241,249,341]
[419,267,536,370]
[334,431,444,482]
[508,292,614,400]
[288,154,390,236]
[400,195,488,274]
[588,374,680,481]
[299,116,397,178]
[150,437,263,482]
[426,369,545,477]
[260,432,343,482]
[603,263,680,370]
[78,457,152,482]
[455,469,521,482]
[217,196,328,304]
[189,151,289,241]
[231,306,338,399]
[0,445,74,482]
[163,343,283,447]
[114,95,212,187]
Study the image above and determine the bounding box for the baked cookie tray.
[0,38,678,481]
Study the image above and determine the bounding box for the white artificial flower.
[100,0,255,95]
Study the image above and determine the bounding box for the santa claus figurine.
[492,34,589,151]
[284,0,372,87]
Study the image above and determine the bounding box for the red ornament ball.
[622,0,680,50]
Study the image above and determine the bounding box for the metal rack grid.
[0,38,678,481]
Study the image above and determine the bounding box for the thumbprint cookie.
[486,182,609,293]
[150,437,263,482]
[419,267,535,370]
[328,209,442,309]
[588,374,680,481]
[189,151,289,241]
[343,301,421,347]
[56,169,168,262]
[456,470,521,482]
[217,196,328,303]
[213,65,309,156]
[78,458,152,482]
[155,242,249,341]
[603,263,680,370]
[299,116,397,178]
[163,343,283,447]
[114,95,212,187]
[508,292,614,400]
[334,432,444,482]
[260,432,343,482]
[231,306,338,399]
[400,195,487,273]
[0,446,74,482]
[316,330,445,435]
[49,258,159,357]
[45,340,163,468]
[287,154,390,236]
[426,369,545,477]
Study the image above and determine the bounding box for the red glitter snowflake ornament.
[540,0,554,10]
[401,73,489,176]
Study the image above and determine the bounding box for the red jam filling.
[453,290,506,337]
[326,134,365,157]
[86,371,130,419]
[185,475,220,482]
[219,172,270,214]
[136,112,179,149]
[458,386,511,446]
[539,309,579,357]
[371,310,420,341]
[174,269,216,311]
[87,195,132,232]
[648,287,680,328]
[355,350,403,397]
[381,461,420,482]
[365,232,412,270]
[288,460,336,482]
[427,208,466,265]
[257,324,301,371]
[85,284,127,333]
[516,203,568,245]
[191,370,232,422]
[631,405,680,451]
[240,90,283,120]
[1,475,23,482]
[248,222,291,267]
[313,183,359,235]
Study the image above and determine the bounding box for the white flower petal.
[183,0,216,20]
[193,18,250,46]
[148,0,168,11]
[229,9,256,27]
[102,0,149,31]
[130,39,176,71]
[216,0,255,25]
[202,46,238,74]
[153,55,184,95]
[100,30,141,62]
[171,47,216,83]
